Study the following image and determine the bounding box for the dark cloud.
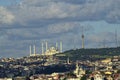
[1,0,120,26]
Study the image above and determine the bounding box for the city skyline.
[0,0,120,58]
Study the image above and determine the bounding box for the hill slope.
[55,47,120,61]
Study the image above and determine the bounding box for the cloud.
[7,0,119,27]
[54,0,87,4]
[47,22,80,34]
[0,0,120,57]
[0,6,15,24]
[86,31,117,48]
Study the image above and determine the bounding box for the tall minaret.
[45,41,48,51]
[81,27,84,49]
[67,57,70,64]
[60,41,63,53]
[42,42,44,55]
[33,45,36,56]
[29,45,32,56]
[56,42,58,50]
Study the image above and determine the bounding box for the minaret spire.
[45,41,48,51]
[33,45,36,56]
[42,42,44,55]
[56,42,58,50]
[29,45,32,56]
[60,41,63,53]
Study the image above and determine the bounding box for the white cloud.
[0,6,15,24]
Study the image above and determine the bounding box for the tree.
[81,75,87,80]
[86,70,92,74]
[117,69,120,73]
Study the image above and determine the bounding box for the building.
[45,47,59,55]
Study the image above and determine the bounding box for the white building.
[45,47,59,55]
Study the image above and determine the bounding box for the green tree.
[86,70,92,74]
[117,69,120,73]
[81,75,87,80]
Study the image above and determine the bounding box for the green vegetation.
[55,47,120,61]
[81,75,87,80]
[86,70,92,74]
[117,70,120,73]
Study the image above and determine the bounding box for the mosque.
[29,41,63,56]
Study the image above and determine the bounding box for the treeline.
[55,47,120,61]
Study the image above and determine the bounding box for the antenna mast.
[81,26,84,49]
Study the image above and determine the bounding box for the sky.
[0,0,120,58]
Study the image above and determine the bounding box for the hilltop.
[55,47,120,61]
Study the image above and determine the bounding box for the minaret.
[56,42,58,50]
[67,57,70,64]
[29,45,32,56]
[45,41,48,52]
[81,27,84,49]
[60,41,62,53]
[33,45,36,56]
[42,42,44,55]
[74,61,79,75]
